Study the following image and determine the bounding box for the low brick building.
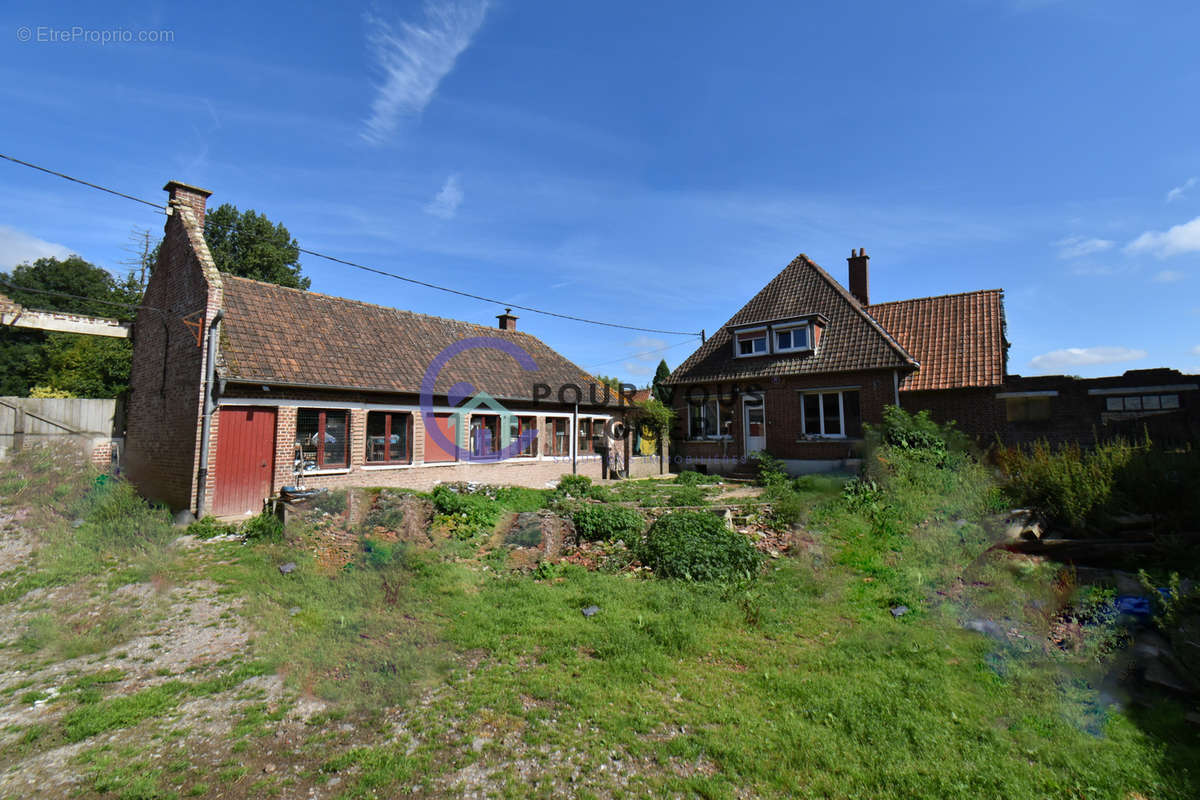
[664,249,1007,473]
[124,181,655,517]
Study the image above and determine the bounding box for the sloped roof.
[866,290,1006,391]
[217,275,607,404]
[666,254,917,385]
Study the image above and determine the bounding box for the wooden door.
[213,406,276,517]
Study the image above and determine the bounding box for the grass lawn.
[0,450,1196,798]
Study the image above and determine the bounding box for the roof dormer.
[731,314,827,359]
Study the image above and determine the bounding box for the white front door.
[744,401,766,453]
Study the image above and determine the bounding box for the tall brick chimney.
[847,248,870,306]
[163,180,212,225]
[496,308,518,331]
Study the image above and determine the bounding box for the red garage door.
[213,406,276,517]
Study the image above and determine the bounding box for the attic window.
[735,328,767,358]
[774,325,810,353]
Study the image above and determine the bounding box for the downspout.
[571,402,578,475]
[893,369,901,408]
[196,309,224,518]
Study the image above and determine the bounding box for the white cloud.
[1030,346,1147,373]
[0,225,71,271]
[1054,235,1114,259]
[361,0,490,144]
[623,361,652,377]
[1191,345,1200,357]
[1153,269,1187,283]
[1167,177,1196,203]
[1125,216,1200,258]
[625,335,668,365]
[424,174,464,219]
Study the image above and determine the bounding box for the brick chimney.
[847,248,870,306]
[496,308,518,331]
[163,180,212,225]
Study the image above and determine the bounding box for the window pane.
[297,409,320,472]
[802,394,820,435]
[739,339,753,355]
[690,403,704,438]
[753,336,766,353]
[777,330,791,349]
[555,419,569,454]
[366,412,387,463]
[517,416,536,455]
[793,327,809,348]
[1161,394,1180,409]
[1105,397,1123,412]
[822,393,841,436]
[323,412,348,467]
[842,391,861,437]
[1142,396,1160,410]
[1028,398,1051,420]
[578,419,591,453]
[389,413,409,462]
[1123,396,1142,411]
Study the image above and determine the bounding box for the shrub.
[187,516,239,539]
[432,484,500,538]
[493,486,548,512]
[997,438,1140,529]
[240,512,283,542]
[572,504,645,542]
[639,511,763,581]
[665,485,707,507]
[751,452,789,488]
[675,470,719,486]
[555,474,594,498]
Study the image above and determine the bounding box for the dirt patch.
[501,511,576,570]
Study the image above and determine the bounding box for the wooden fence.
[0,397,121,466]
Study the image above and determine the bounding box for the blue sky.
[2,0,1198,380]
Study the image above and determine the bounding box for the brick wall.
[670,368,895,471]
[124,184,222,512]
[899,388,1005,446]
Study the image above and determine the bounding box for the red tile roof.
[667,254,917,385]
[217,276,609,405]
[867,290,1006,391]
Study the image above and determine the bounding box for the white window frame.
[733,326,768,358]
[798,389,858,439]
[772,324,811,353]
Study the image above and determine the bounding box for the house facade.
[124,181,660,517]
[664,250,1007,474]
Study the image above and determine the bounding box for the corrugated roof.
[666,254,917,385]
[866,290,1006,391]
[217,275,608,404]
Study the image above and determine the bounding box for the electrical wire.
[1,152,703,337]
[585,336,698,369]
[0,279,165,314]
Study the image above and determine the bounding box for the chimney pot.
[163,180,213,225]
[847,248,870,306]
[496,308,518,331]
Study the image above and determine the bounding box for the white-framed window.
[799,390,861,438]
[734,327,767,358]
[688,399,734,439]
[774,325,810,353]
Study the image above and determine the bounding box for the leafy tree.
[593,374,622,393]
[203,203,310,289]
[0,256,136,397]
[652,359,672,404]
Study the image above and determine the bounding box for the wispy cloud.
[1167,177,1197,203]
[361,0,490,144]
[0,225,71,270]
[1030,346,1147,373]
[1191,345,1200,356]
[1126,216,1200,258]
[623,361,653,377]
[424,174,464,219]
[1153,269,1187,283]
[1054,235,1114,259]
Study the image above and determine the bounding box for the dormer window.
[734,328,767,357]
[774,325,810,353]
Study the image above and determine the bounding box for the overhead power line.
[585,336,698,369]
[0,153,166,212]
[1,152,702,337]
[0,279,166,314]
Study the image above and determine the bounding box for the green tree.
[203,204,310,289]
[0,256,136,397]
[652,359,672,404]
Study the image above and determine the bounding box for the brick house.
[124,181,655,517]
[663,250,1006,473]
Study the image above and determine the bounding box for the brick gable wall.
[124,188,222,512]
